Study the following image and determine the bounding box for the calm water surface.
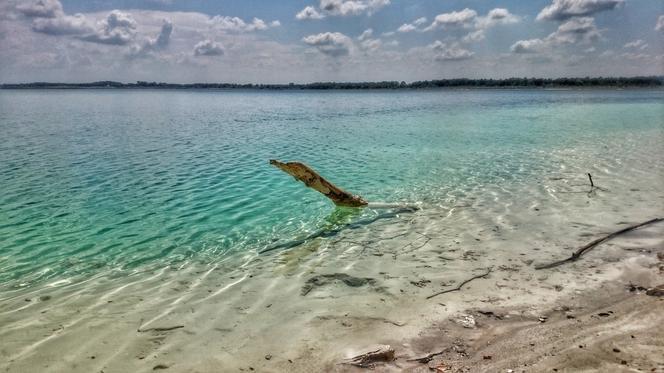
[0,89,662,292]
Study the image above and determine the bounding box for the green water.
[0,89,662,292]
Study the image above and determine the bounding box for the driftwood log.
[270,160,368,207]
[536,217,664,270]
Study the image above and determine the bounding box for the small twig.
[137,318,184,333]
[586,173,609,196]
[393,232,432,259]
[407,349,449,363]
[536,218,664,270]
[426,268,493,299]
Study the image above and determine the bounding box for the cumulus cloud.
[302,32,352,57]
[511,16,601,53]
[32,13,93,35]
[656,15,664,32]
[536,0,622,21]
[16,0,63,18]
[476,8,520,28]
[79,10,137,45]
[397,23,416,33]
[210,16,278,32]
[356,29,382,52]
[425,8,477,31]
[193,39,224,56]
[130,19,172,56]
[462,29,486,43]
[429,40,474,61]
[424,7,519,37]
[414,17,427,26]
[623,39,647,50]
[510,39,546,53]
[550,16,600,44]
[296,6,324,20]
[318,0,390,17]
[397,17,427,33]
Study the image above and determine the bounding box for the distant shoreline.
[2,76,662,90]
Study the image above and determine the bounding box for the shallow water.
[0,89,662,294]
[2,89,664,372]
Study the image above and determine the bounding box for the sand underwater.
[1,89,663,372]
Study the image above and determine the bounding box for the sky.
[0,0,662,83]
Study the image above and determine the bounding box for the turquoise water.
[0,89,662,292]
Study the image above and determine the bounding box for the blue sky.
[0,0,662,83]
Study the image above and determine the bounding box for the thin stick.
[536,218,664,270]
[587,173,594,187]
[137,318,184,333]
[426,268,493,299]
[407,349,449,363]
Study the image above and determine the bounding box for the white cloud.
[550,17,600,44]
[511,16,601,54]
[80,10,137,45]
[357,28,373,41]
[16,0,63,18]
[413,17,427,26]
[193,39,224,56]
[623,39,648,50]
[210,16,278,32]
[396,17,427,33]
[360,38,381,52]
[510,38,546,53]
[295,6,324,20]
[462,29,485,43]
[319,0,390,17]
[130,19,172,56]
[425,8,477,31]
[397,23,416,33]
[429,40,473,61]
[425,7,519,37]
[32,13,93,35]
[476,8,519,29]
[302,32,352,57]
[655,15,664,32]
[536,0,623,21]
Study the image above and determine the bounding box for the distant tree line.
[2,77,662,90]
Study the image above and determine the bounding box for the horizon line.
[2,76,663,89]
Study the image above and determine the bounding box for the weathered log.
[270,160,368,207]
[535,217,664,270]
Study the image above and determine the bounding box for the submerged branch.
[426,268,493,299]
[259,207,418,254]
[536,218,664,270]
[136,318,184,333]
